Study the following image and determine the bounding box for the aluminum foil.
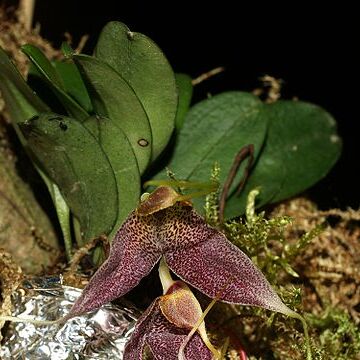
[0,276,138,359]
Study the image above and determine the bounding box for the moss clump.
[306,308,360,359]
[203,167,360,359]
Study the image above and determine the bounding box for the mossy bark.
[0,123,59,273]
[0,6,61,273]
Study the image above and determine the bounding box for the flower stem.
[287,310,312,360]
[158,257,175,294]
[178,297,221,360]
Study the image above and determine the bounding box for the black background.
[29,1,358,209]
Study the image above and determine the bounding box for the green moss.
[203,172,360,359]
[224,189,308,285]
[204,162,221,227]
[307,308,360,359]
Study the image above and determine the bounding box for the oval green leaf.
[20,113,119,243]
[225,100,341,219]
[94,21,177,160]
[153,92,268,213]
[0,47,78,250]
[73,54,152,174]
[21,44,89,120]
[0,46,49,128]
[174,73,193,131]
[83,115,141,237]
[53,60,93,113]
[52,183,72,259]
[268,100,341,202]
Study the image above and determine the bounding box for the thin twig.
[75,34,89,53]
[306,208,360,221]
[192,66,225,86]
[253,75,283,103]
[18,0,35,31]
[218,145,254,223]
[68,235,108,274]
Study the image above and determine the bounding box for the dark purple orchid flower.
[68,186,293,320]
[124,280,214,360]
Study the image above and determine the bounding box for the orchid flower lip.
[123,279,214,360]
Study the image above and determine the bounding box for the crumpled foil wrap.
[0,276,138,359]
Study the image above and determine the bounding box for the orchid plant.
[0,19,342,359]
[124,261,216,359]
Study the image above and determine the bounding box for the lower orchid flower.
[124,259,218,360]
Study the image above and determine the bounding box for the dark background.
[29,1,358,209]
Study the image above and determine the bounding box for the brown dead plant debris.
[271,197,360,324]
[0,250,22,340]
[0,5,61,77]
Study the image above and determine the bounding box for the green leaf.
[21,44,88,120]
[95,21,177,160]
[0,47,80,253]
[35,165,75,255]
[73,54,152,174]
[52,183,72,259]
[61,42,75,58]
[83,115,141,237]
[152,92,268,213]
[53,60,93,113]
[20,113,119,243]
[174,73,193,130]
[268,100,341,202]
[21,44,63,87]
[0,47,77,249]
[0,46,49,129]
[225,100,341,219]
